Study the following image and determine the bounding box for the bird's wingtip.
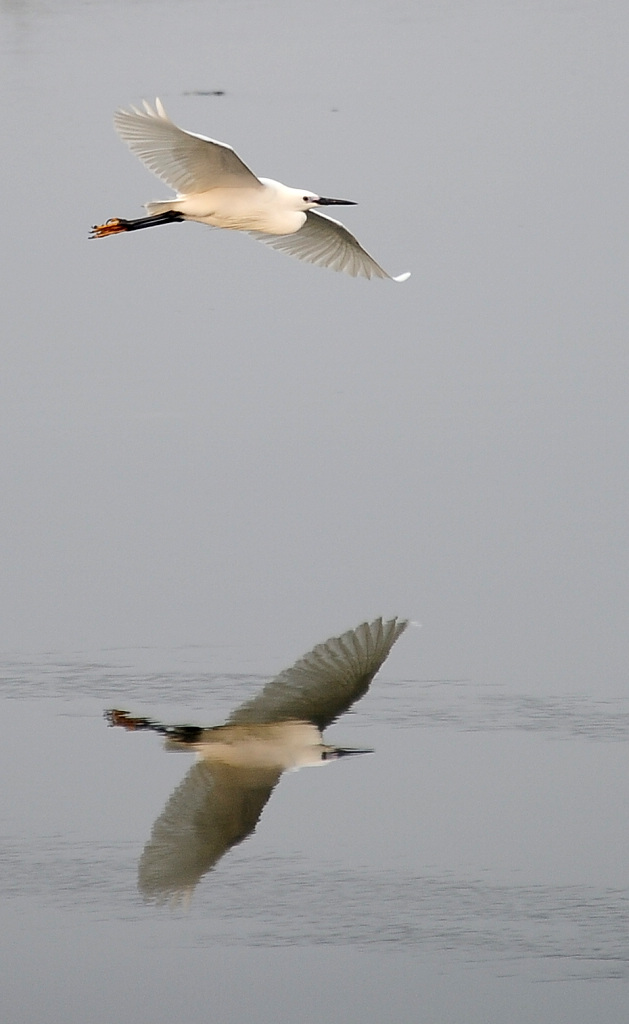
[392,271,411,283]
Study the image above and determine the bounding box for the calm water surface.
[1,649,628,1022]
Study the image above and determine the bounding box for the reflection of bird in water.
[106,617,408,905]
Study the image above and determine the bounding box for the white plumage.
[91,99,410,281]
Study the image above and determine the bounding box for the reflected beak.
[316,197,357,206]
[322,747,374,760]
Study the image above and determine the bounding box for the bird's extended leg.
[105,709,203,744]
[90,209,185,238]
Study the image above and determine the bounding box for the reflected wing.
[228,617,408,730]
[250,210,410,281]
[114,99,262,195]
[138,760,281,905]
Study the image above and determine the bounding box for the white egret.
[90,99,410,282]
[106,616,408,903]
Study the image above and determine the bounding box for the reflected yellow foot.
[105,709,149,730]
[89,218,128,239]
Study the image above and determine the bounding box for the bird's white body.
[165,721,333,770]
[91,99,410,281]
[147,178,308,235]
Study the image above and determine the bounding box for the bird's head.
[296,191,357,211]
[289,743,373,769]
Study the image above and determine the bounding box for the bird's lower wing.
[227,617,408,731]
[114,99,263,195]
[249,210,410,281]
[138,760,281,905]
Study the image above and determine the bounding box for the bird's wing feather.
[138,760,281,905]
[250,210,410,281]
[227,617,408,730]
[113,98,263,195]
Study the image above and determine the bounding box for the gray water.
[1,1,628,1021]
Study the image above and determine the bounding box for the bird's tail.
[144,200,182,216]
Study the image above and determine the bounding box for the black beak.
[322,747,374,760]
[316,197,357,206]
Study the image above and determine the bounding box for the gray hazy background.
[2,0,627,692]
[1,1,628,1022]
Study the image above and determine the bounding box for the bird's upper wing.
[138,759,281,905]
[249,210,410,281]
[113,99,263,195]
[227,617,408,731]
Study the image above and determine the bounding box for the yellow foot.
[89,218,128,239]
[105,709,148,730]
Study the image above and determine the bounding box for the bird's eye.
[303,195,310,202]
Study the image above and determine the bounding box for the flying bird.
[106,616,408,904]
[90,99,410,281]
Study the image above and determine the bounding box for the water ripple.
[1,651,628,741]
[2,834,627,980]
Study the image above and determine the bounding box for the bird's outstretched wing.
[250,210,410,281]
[113,99,263,195]
[227,617,408,730]
[138,759,281,905]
